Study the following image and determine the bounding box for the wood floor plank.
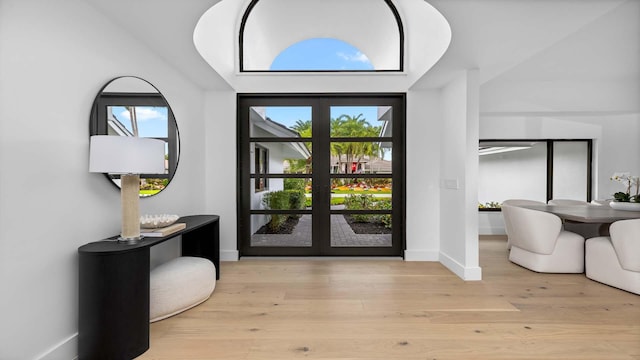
[138,238,640,359]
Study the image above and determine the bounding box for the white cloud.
[336,51,370,63]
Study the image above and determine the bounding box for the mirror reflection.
[90,76,180,197]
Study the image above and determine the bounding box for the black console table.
[78,215,219,360]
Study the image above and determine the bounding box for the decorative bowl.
[609,201,640,212]
[140,214,179,228]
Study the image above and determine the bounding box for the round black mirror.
[90,76,179,197]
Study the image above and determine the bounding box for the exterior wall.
[250,141,270,235]
[248,139,287,235]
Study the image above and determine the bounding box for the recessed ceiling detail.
[240,0,403,72]
[193,0,452,91]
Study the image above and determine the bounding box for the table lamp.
[89,135,165,242]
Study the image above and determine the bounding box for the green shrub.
[262,191,289,231]
[344,194,375,209]
[375,198,392,229]
[343,194,393,228]
[305,197,346,208]
[284,178,305,192]
[262,189,306,231]
[344,194,375,222]
[286,189,305,218]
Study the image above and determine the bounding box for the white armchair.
[586,219,640,295]
[507,206,585,273]
[501,199,546,249]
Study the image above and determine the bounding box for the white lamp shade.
[89,135,165,174]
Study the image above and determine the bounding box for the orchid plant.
[610,172,640,203]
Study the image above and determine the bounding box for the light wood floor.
[139,236,640,360]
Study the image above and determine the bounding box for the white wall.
[437,70,481,280]
[0,0,215,358]
[404,90,442,261]
[478,212,506,235]
[573,114,640,199]
[204,91,239,261]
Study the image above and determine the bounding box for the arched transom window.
[240,0,404,72]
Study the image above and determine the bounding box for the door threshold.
[240,256,403,261]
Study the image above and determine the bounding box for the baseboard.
[479,227,506,235]
[404,249,439,261]
[35,333,77,360]
[439,251,482,281]
[220,249,239,261]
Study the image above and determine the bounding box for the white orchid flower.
[610,172,630,182]
[611,172,640,197]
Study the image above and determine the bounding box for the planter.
[609,201,640,212]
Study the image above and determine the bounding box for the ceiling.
[85,0,639,109]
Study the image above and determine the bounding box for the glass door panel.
[239,95,404,257]
[478,141,547,206]
[327,103,396,252]
[552,141,588,201]
[247,105,313,251]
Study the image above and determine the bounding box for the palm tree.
[287,119,312,188]
[330,114,382,174]
[288,114,383,176]
[290,119,311,136]
[290,119,312,153]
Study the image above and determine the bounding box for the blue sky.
[111,106,168,138]
[266,38,380,131]
[270,38,373,71]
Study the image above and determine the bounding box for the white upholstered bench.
[150,256,216,322]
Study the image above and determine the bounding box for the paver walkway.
[251,213,392,247]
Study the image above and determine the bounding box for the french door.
[238,94,405,256]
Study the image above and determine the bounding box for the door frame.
[237,93,406,257]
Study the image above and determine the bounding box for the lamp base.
[121,174,142,241]
[117,235,145,244]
